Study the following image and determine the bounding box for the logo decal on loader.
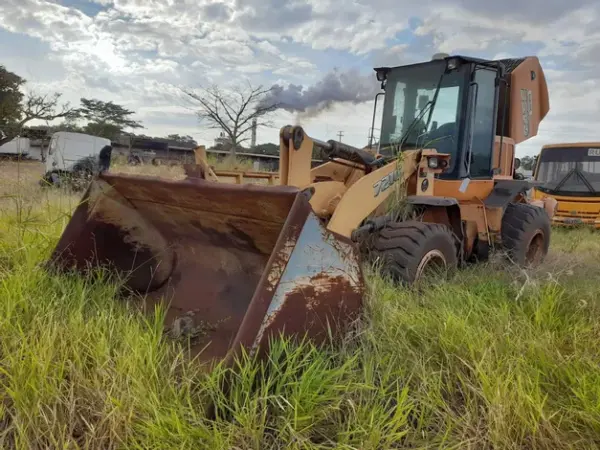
[520,88,533,137]
[373,170,400,197]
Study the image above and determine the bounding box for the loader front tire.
[366,221,459,285]
[501,202,551,267]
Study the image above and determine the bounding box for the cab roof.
[374,55,529,76]
[541,142,600,149]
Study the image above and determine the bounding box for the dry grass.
[1,159,600,449]
[0,159,45,197]
[0,153,266,187]
[111,162,188,180]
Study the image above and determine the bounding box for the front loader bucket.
[49,173,364,366]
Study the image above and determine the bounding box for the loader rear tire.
[366,221,459,285]
[501,202,551,267]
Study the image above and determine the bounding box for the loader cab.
[375,55,501,180]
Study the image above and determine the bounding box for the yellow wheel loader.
[48,53,557,366]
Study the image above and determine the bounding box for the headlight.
[446,57,460,71]
[427,156,448,170]
[427,157,439,169]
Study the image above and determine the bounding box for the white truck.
[0,137,36,159]
[43,132,112,185]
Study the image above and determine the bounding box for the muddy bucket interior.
[49,173,364,365]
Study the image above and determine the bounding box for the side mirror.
[431,121,438,131]
[514,158,521,170]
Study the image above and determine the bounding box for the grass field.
[1,160,600,449]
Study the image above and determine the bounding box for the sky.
[1,0,599,156]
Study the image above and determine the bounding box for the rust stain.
[266,234,297,286]
[219,194,313,366]
[255,273,363,356]
[85,180,176,287]
[182,163,206,180]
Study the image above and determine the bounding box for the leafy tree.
[0,66,24,128]
[54,117,84,133]
[83,122,124,141]
[75,98,142,128]
[183,83,278,156]
[0,65,75,146]
[520,155,535,171]
[71,98,144,140]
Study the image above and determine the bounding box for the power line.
[337,131,344,142]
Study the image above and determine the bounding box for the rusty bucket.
[48,173,364,365]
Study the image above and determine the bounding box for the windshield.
[536,146,600,196]
[48,136,58,155]
[378,59,466,170]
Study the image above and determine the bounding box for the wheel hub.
[416,249,447,281]
[525,229,545,265]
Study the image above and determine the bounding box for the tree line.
[1,65,148,146]
[519,156,536,171]
[1,65,284,156]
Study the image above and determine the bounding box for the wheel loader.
[48,53,557,366]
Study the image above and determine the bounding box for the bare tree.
[183,83,279,156]
[1,66,78,146]
[0,91,76,147]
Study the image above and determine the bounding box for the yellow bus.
[531,142,600,228]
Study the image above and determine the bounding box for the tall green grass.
[1,184,600,448]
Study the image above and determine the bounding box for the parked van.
[44,131,111,176]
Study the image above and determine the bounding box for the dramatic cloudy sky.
[1,0,599,156]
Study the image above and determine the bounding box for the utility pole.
[250,118,257,148]
[337,131,344,142]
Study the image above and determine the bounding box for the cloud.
[201,2,233,22]
[234,0,313,31]
[0,0,598,155]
